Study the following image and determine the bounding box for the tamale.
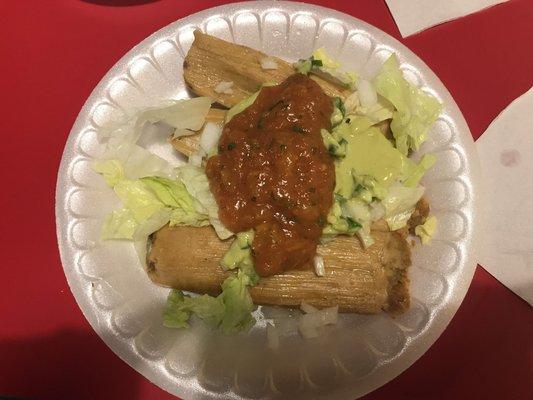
[147,225,410,314]
[150,32,417,315]
[183,30,351,107]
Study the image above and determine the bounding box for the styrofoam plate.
[55,2,481,399]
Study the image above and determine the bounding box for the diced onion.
[370,201,385,221]
[188,153,203,167]
[199,122,222,153]
[313,255,325,277]
[214,81,234,94]
[344,91,360,114]
[357,79,378,107]
[260,57,279,70]
[266,323,279,349]
[313,256,326,276]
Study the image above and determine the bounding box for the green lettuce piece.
[163,271,255,333]
[382,184,425,230]
[415,215,438,244]
[168,208,209,227]
[220,230,259,285]
[323,200,361,236]
[140,176,209,227]
[92,159,124,187]
[114,179,165,222]
[102,175,213,243]
[294,58,313,74]
[101,208,136,240]
[176,165,233,239]
[93,141,171,185]
[140,176,188,207]
[311,48,357,89]
[374,55,442,155]
[162,290,191,328]
[294,50,357,88]
[312,48,340,69]
[219,271,255,332]
[163,290,225,329]
[226,91,260,122]
[137,97,212,135]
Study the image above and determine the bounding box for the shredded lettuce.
[293,48,357,89]
[101,209,136,240]
[93,97,214,186]
[374,55,441,155]
[113,179,165,222]
[92,159,124,187]
[176,165,233,239]
[140,176,209,227]
[226,91,260,122]
[415,215,438,244]
[163,230,260,333]
[163,270,255,333]
[382,183,425,231]
[220,230,259,285]
[93,142,171,186]
[163,290,225,329]
[136,97,212,138]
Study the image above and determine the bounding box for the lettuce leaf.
[136,97,212,137]
[93,142,171,186]
[176,165,233,239]
[113,179,165,222]
[92,159,124,187]
[374,55,441,155]
[163,271,255,333]
[220,230,259,285]
[141,176,210,227]
[415,215,438,244]
[101,209,136,240]
[219,271,255,332]
[382,183,425,230]
[226,91,260,122]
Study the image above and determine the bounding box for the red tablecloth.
[1,0,531,399]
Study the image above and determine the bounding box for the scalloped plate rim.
[55,1,481,399]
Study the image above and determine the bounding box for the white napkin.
[477,87,533,306]
[384,0,507,37]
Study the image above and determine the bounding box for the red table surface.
[1,0,532,399]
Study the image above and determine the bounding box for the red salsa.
[206,74,335,277]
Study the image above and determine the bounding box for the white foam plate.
[55,2,481,399]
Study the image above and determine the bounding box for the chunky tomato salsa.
[206,74,335,277]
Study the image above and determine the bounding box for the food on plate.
[183,31,350,107]
[93,31,441,335]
